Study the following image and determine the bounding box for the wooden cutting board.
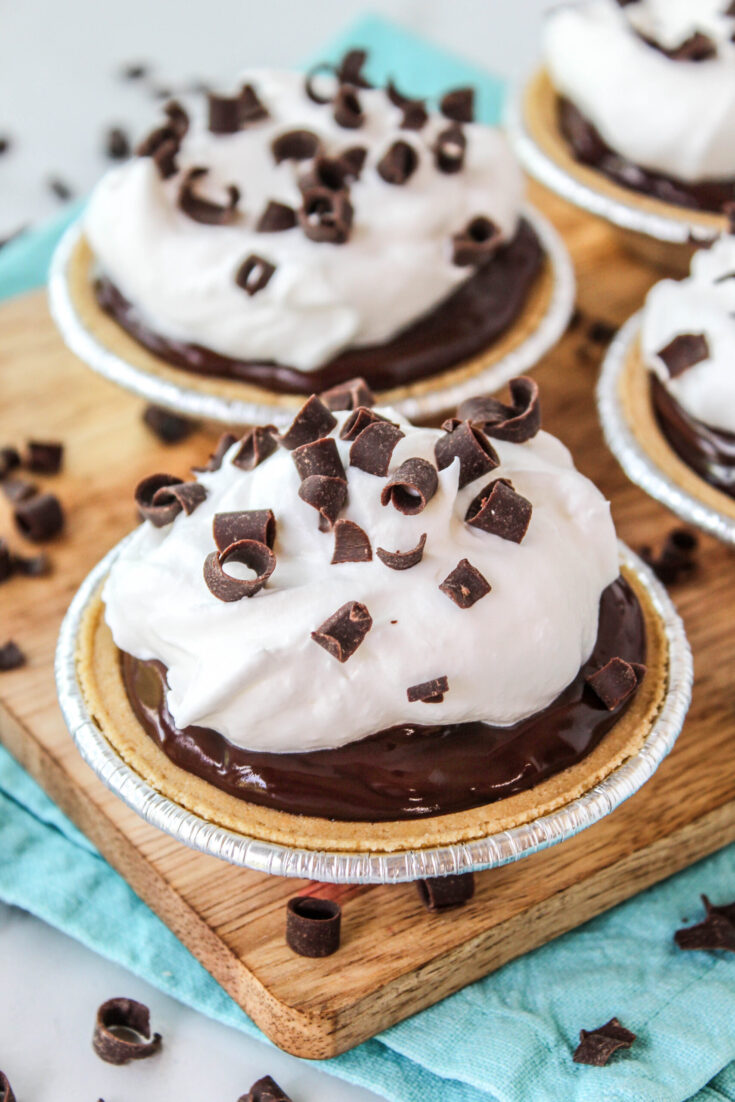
[1,186,734,1060]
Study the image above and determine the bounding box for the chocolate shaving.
[104,125,130,160]
[135,473,184,526]
[192,432,238,473]
[0,1071,15,1102]
[439,559,491,609]
[92,997,162,1066]
[152,480,206,516]
[271,129,321,163]
[376,532,426,570]
[298,185,353,244]
[322,376,375,412]
[48,177,74,201]
[465,478,532,543]
[639,527,699,585]
[387,80,428,129]
[2,477,36,503]
[164,99,189,137]
[573,1018,636,1066]
[340,407,383,441]
[241,1074,293,1102]
[121,61,148,80]
[336,48,372,89]
[417,873,475,912]
[286,896,342,957]
[333,85,364,129]
[350,421,404,476]
[256,200,297,232]
[239,83,269,124]
[142,404,197,444]
[232,425,278,470]
[434,420,499,488]
[203,539,276,601]
[304,62,338,105]
[377,140,418,185]
[26,439,64,473]
[675,895,735,953]
[0,641,25,672]
[178,167,240,225]
[407,675,449,704]
[298,475,347,530]
[657,31,716,62]
[213,509,276,551]
[656,333,709,378]
[292,437,345,481]
[0,446,20,479]
[440,87,475,123]
[279,395,337,450]
[311,600,372,661]
[208,92,241,134]
[381,458,438,514]
[586,656,644,710]
[136,125,179,178]
[235,254,276,296]
[331,518,372,563]
[434,123,466,173]
[14,492,64,542]
[458,377,541,443]
[452,216,502,266]
[11,550,49,577]
[300,154,350,192]
[339,145,368,179]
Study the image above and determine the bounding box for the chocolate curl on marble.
[675,895,735,954]
[452,216,503,266]
[377,140,418,185]
[232,425,278,470]
[203,539,276,601]
[381,458,438,514]
[439,559,491,609]
[440,87,475,123]
[656,333,709,378]
[26,439,63,474]
[336,48,372,89]
[458,377,541,443]
[639,527,699,585]
[213,509,276,551]
[192,432,238,473]
[256,200,297,232]
[339,145,368,180]
[465,478,532,543]
[0,1071,15,1102]
[387,80,428,130]
[279,395,337,450]
[298,475,347,531]
[304,62,338,105]
[143,405,197,444]
[573,1018,636,1067]
[163,99,189,137]
[407,675,449,704]
[178,167,240,225]
[340,407,384,441]
[2,477,36,503]
[239,83,269,124]
[14,492,64,542]
[417,873,475,912]
[376,532,426,571]
[235,254,276,296]
[331,518,372,563]
[434,123,466,174]
[333,85,364,129]
[311,600,372,661]
[322,376,375,412]
[0,641,25,672]
[135,474,184,526]
[298,186,353,244]
[292,437,345,481]
[434,420,499,489]
[241,1074,293,1102]
[350,421,404,476]
[586,656,645,710]
[92,997,162,1065]
[0,446,20,479]
[286,896,342,957]
[271,129,321,163]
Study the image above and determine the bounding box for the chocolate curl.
[333,85,364,129]
[439,558,491,609]
[232,425,278,470]
[208,92,241,134]
[336,48,372,89]
[656,333,709,378]
[381,458,438,514]
[92,997,162,1065]
[350,421,405,476]
[239,83,269,124]
[573,1018,636,1067]
[153,481,206,518]
[143,405,197,444]
[331,518,372,563]
[279,395,337,450]
[434,420,499,489]
[304,62,338,105]
[376,532,426,571]
[0,1071,16,1102]
[386,80,428,130]
[178,167,240,225]
[26,439,63,474]
[256,200,297,233]
[271,129,321,163]
[660,31,716,62]
[241,1075,294,1102]
[465,478,532,543]
[298,475,347,531]
[298,186,353,244]
[292,437,346,481]
[286,897,342,957]
[340,406,384,441]
[458,377,541,443]
[0,446,20,479]
[377,140,418,185]
[322,377,375,412]
[417,873,475,912]
[235,254,276,296]
[192,432,238,473]
[163,99,189,137]
[452,216,502,266]
[434,123,466,174]
[13,492,64,542]
[300,154,351,192]
[213,509,276,551]
[311,600,372,662]
[0,641,25,672]
[136,125,180,178]
[135,473,184,527]
[440,87,475,123]
[203,539,276,601]
[586,656,644,710]
[407,675,449,703]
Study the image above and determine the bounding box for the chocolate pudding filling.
[94,218,543,395]
[650,373,735,499]
[121,575,646,822]
[557,96,735,214]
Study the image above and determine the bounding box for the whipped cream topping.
[103,405,619,753]
[84,69,523,371]
[642,234,735,432]
[544,0,735,183]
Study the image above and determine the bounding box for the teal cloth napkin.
[1,14,734,1102]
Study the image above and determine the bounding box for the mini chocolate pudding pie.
[75,377,670,852]
[58,51,564,419]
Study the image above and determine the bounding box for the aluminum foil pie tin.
[47,204,575,429]
[598,314,735,545]
[55,538,692,885]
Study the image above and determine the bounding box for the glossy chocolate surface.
[121,576,647,822]
[650,373,735,499]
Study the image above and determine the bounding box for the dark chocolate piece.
[292,436,346,481]
[232,425,278,470]
[192,432,237,473]
[377,140,418,185]
[256,200,297,233]
[417,873,475,912]
[178,167,240,225]
[452,216,502,266]
[440,87,475,123]
[298,186,353,244]
[134,473,184,527]
[322,376,375,412]
[0,1071,15,1102]
[304,62,338,105]
[0,642,25,672]
[2,477,37,503]
[92,997,162,1065]
[271,129,320,163]
[14,492,64,541]
[381,458,438,514]
[458,376,541,443]
[331,518,372,563]
[241,1075,293,1102]
[675,895,735,953]
[336,48,372,89]
[298,475,347,530]
[213,509,276,551]
[105,126,131,160]
[311,600,372,661]
[0,446,20,479]
[465,478,532,542]
[434,420,499,488]
[235,254,276,296]
[657,333,709,378]
[386,80,428,130]
[203,539,276,601]
[376,532,426,570]
[350,421,404,476]
[339,145,368,179]
[407,676,449,704]
[434,123,466,174]
[152,480,206,516]
[340,406,384,441]
[208,91,241,134]
[286,896,342,957]
[573,1018,636,1066]
[333,85,364,129]
[639,527,699,585]
[142,404,197,444]
[48,176,74,201]
[279,395,337,450]
[586,656,642,710]
[439,559,491,609]
[26,439,63,474]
